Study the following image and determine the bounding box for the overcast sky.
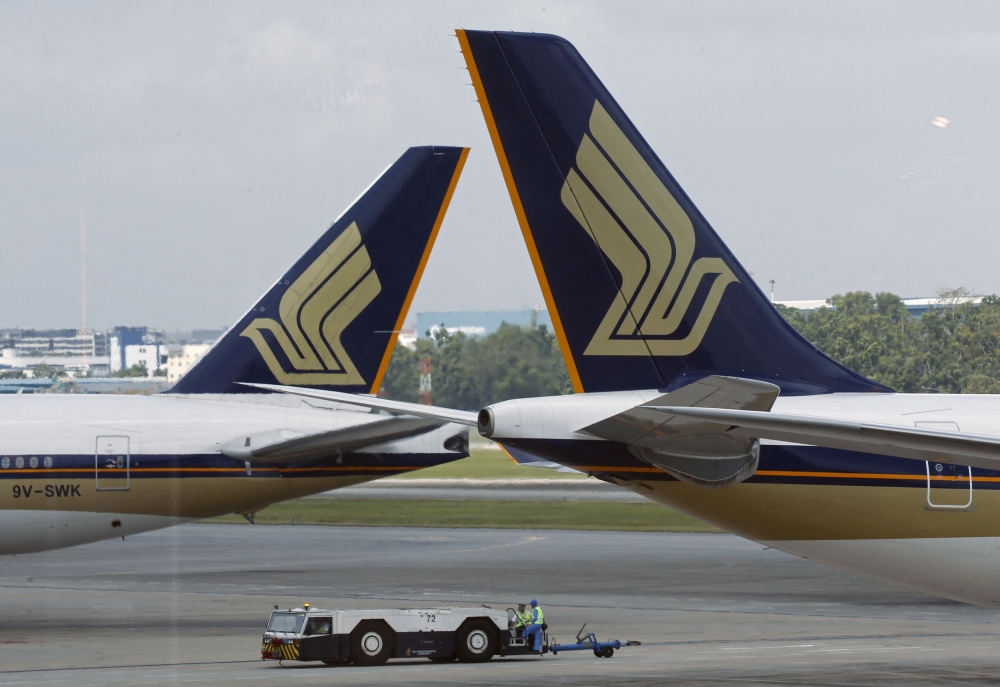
[2,1,999,330]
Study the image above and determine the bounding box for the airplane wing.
[574,375,1000,485]
[243,383,480,426]
[222,415,446,464]
[652,405,1000,472]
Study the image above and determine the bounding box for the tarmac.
[2,524,1000,686]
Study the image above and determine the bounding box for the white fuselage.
[483,390,1000,607]
[0,393,466,554]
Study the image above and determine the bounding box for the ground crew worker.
[513,603,531,637]
[523,599,545,651]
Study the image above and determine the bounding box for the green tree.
[778,289,1000,394]
[380,323,571,409]
[383,293,1000,402]
[380,341,420,402]
[30,364,66,379]
[110,363,149,378]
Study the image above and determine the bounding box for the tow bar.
[550,624,641,658]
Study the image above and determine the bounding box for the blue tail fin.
[170,146,469,394]
[458,30,888,396]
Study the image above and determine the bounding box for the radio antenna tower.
[418,357,433,405]
[79,166,88,370]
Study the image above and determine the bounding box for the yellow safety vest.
[531,606,544,625]
[515,611,530,627]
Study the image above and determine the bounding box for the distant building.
[0,325,175,382]
[0,378,55,394]
[416,308,553,339]
[161,327,227,345]
[0,328,107,357]
[776,296,983,318]
[189,328,227,342]
[128,344,167,375]
[73,378,171,394]
[167,343,212,384]
[109,326,168,376]
[0,346,110,378]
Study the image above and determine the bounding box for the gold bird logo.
[561,101,738,357]
[241,222,381,386]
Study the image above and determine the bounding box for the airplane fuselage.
[0,393,466,554]
[486,390,1000,607]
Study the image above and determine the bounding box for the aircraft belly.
[632,479,1000,606]
[0,510,191,555]
[0,475,370,521]
[763,537,1000,608]
[635,481,1000,541]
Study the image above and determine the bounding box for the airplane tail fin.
[170,146,469,394]
[458,30,888,395]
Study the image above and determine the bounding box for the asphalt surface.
[2,525,1000,685]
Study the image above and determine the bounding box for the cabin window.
[267,613,305,633]
[304,617,332,635]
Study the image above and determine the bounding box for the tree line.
[382,323,572,410]
[776,289,1000,394]
[381,289,1000,408]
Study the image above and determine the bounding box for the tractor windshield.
[267,613,305,634]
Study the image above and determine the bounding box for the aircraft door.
[95,435,130,491]
[916,422,972,509]
[299,617,335,661]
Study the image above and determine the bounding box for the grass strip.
[208,497,720,532]
[392,447,587,480]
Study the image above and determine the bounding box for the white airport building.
[167,344,213,383]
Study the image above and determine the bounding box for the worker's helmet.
[530,599,538,606]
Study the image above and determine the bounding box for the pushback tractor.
[261,604,552,666]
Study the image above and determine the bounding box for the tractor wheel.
[350,620,394,666]
[455,619,497,663]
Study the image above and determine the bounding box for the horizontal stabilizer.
[657,406,1000,472]
[222,415,446,464]
[582,376,780,488]
[582,376,779,447]
[242,383,479,426]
